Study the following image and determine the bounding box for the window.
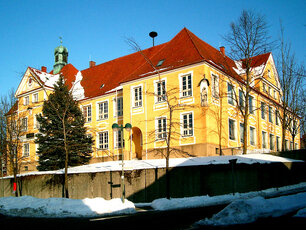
[115,130,124,148]
[24,96,29,105]
[275,110,280,125]
[270,134,274,150]
[34,114,41,129]
[117,97,123,116]
[240,123,244,143]
[211,74,219,98]
[28,77,33,86]
[181,74,192,97]
[290,141,293,150]
[156,80,166,102]
[276,136,280,151]
[227,83,234,105]
[21,117,28,131]
[229,119,236,141]
[250,127,255,146]
[263,83,267,93]
[156,117,167,140]
[98,131,109,150]
[239,90,245,109]
[83,105,92,122]
[295,143,298,150]
[113,97,123,117]
[261,102,266,120]
[33,93,38,103]
[269,106,273,123]
[23,143,29,157]
[98,101,108,120]
[285,140,289,150]
[248,95,254,114]
[156,59,165,67]
[182,113,193,136]
[262,131,267,148]
[134,86,142,107]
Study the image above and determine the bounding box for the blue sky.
[0,0,305,98]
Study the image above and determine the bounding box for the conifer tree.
[36,75,93,171]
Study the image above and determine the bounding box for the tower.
[53,37,68,74]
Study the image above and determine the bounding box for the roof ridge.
[183,28,206,60]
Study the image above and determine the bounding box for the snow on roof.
[70,71,85,100]
[3,154,302,179]
[31,68,60,88]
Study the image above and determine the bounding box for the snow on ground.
[0,196,135,218]
[1,183,306,219]
[148,182,306,211]
[3,153,302,179]
[193,192,306,226]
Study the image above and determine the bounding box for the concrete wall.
[1,161,305,203]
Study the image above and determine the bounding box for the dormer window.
[156,59,165,67]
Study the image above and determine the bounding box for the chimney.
[89,61,96,68]
[41,66,47,72]
[220,46,225,56]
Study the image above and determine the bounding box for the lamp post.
[112,123,132,203]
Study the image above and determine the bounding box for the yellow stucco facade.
[7,29,300,175]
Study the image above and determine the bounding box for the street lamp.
[112,122,132,203]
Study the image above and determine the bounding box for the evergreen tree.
[36,75,93,171]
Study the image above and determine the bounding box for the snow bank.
[0,196,135,218]
[194,192,306,226]
[150,182,306,211]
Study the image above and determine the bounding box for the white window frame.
[248,95,254,114]
[115,97,123,117]
[276,136,281,151]
[270,133,275,150]
[82,104,92,123]
[211,73,219,99]
[34,113,41,129]
[181,112,194,137]
[23,143,30,157]
[155,117,167,140]
[261,102,266,120]
[33,93,38,103]
[250,126,256,146]
[24,96,29,105]
[97,100,109,120]
[268,106,273,123]
[240,123,244,143]
[114,130,124,149]
[98,131,109,150]
[228,118,236,141]
[179,72,193,98]
[132,85,143,108]
[227,83,235,105]
[21,117,28,131]
[262,131,267,149]
[154,78,167,103]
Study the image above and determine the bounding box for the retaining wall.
[0,161,305,203]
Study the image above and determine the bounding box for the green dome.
[54,45,68,55]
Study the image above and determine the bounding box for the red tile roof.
[28,28,271,101]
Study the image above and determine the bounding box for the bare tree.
[1,89,29,196]
[223,9,273,154]
[277,24,305,151]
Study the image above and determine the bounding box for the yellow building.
[7,28,300,174]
